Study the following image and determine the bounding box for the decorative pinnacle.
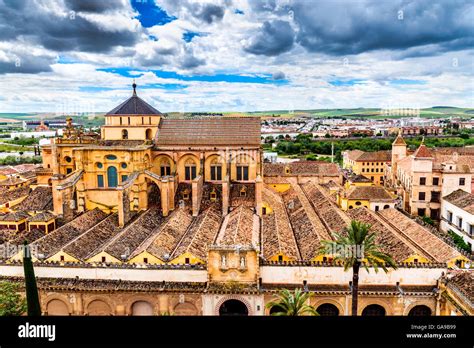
[132,79,137,96]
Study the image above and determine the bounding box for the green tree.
[0,281,27,316]
[266,288,318,316]
[23,243,41,316]
[320,220,397,316]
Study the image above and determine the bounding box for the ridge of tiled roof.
[413,143,433,158]
[155,117,261,146]
[392,134,407,145]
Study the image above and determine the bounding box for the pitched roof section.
[263,161,340,176]
[155,117,261,146]
[106,84,162,116]
[413,144,433,158]
[346,150,364,161]
[443,189,474,214]
[346,186,395,201]
[392,134,407,145]
[356,150,391,162]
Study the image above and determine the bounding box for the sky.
[0,0,472,113]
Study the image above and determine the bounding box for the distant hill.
[0,106,472,122]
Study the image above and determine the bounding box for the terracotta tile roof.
[2,276,208,292]
[27,212,55,222]
[346,186,396,201]
[446,271,474,303]
[433,153,473,173]
[0,187,29,205]
[145,208,194,261]
[14,186,52,212]
[105,207,164,261]
[348,174,372,183]
[106,91,162,116]
[31,208,107,259]
[346,150,364,161]
[443,189,474,214]
[0,177,27,186]
[63,214,122,261]
[0,164,40,176]
[263,161,340,177]
[171,205,222,261]
[281,182,331,260]
[0,167,18,175]
[392,135,407,145]
[413,144,433,158]
[9,228,45,245]
[230,184,255,207]
[264,177,289,184]
[346,208,417,262]
[432,147,474,155]
[379,209,463,263]
[356,150,391,162]
[262,187,300,260]
[301,182,351,235]
[218,206,257,246]
[0,211,29,222]
[155,117,261,146]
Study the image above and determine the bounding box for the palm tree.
[320,220,397,316]
[266,288,318,316]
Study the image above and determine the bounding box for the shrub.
[447,230,471,253]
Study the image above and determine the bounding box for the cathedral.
[0,83,471,316]
[38,82,263,225]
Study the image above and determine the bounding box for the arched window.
[145,128,152,140]
[362,304,386,316]
[383,204,390,209]
[160,158,171,176]
[185,158,197,180]
[131,301,153,316]
[210,158,222,181]
[122,129,128,140]
[269,305,284,315]
[408,305,431,316]
[107,166,118,188]
[316,303,339,316]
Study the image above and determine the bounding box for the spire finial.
[132,79,137,96]
[421,136,425,144]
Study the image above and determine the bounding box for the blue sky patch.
[98,67,289,85]
[131,0,176,28]
[235,9,244,15]
[389,79,426,85]
[183,32,201,43]
[329,78,366,87]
